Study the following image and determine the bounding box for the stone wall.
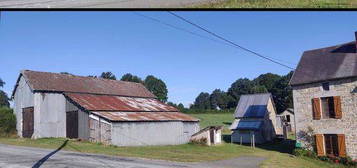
[293,77,357,159]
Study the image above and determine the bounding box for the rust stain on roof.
[18,70,155,98]
[65,93,178,112]
[91,111,199,122]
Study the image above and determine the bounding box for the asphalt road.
[0,143,265,168]
[0,0,219,8]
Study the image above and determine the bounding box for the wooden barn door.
[66,111,78,139]
[22,107,34,138]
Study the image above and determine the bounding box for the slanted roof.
[91,111,199,122]
[234,93,272,118]
[231,120,263,130]
[191,126,223,136]
[290,41,357,86]
[12,70,199,122]
[12,70,155,98]
[65,93,199,122]
[65,93,177,112]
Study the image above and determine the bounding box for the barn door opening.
[22,107,34,138]
[210,129,215,144]
[66,111,78,139]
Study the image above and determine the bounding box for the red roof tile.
[19,70,155,98]
[91,111,199,122]
[65,93,178,112]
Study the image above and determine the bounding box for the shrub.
[294,148,357,166]
[0,107,17,137]
[190,137,208,145]
[293,148,317,158]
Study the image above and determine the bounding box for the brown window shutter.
[333,96,342,119]
[312,98,321,120]
[315,134,325,156]
[337,134,346,157]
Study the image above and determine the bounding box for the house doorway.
[22,107,34,138]
[66,111,78,139]
[210,129,215,144]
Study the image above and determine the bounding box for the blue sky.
[1,11,356,107]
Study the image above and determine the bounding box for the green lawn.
[0,113,349,168]
[197,0,357,8]
[0,137,347,168]
[191,113,234,134]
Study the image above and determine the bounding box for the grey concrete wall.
[33,93,66,138]
[111,121,199,146]
[66,100,89,140]
[13,76,34,137]
[293,77,357,159]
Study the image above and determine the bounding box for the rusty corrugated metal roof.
[18,70,155,98]
[91,111,199,122]
[65,93,178,112]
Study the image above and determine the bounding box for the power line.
[132,12,233,47]
[167,11,295,70]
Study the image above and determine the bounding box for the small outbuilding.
[190,126,223,146]
[12,70,199,146]
[230,93,281,144]
[277,108,295,133]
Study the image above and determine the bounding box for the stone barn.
[230,93,281,144]
[12,70,199,146]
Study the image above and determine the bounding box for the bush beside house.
[0,107,17,137]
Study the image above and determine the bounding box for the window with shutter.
[312,98,321,120]
[337,134,346,157]
[324,134,338,157]
[315,134,324,156]
[333,96,342,119]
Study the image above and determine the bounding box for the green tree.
[0,78,9,107]
[192,92,211,109]
[251,85,268,93]
[100,72,116,80]
[0,107,16,136]
[120,73,143,83]
[253,73,281,92]
[144,75,168,102]
[177,103,185,112]
[210,89,234,110]
[60,72,74,75]
[227,78,254,107]
[0,78,4,87]
[271,71,294,113]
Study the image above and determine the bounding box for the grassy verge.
[197,0,357,8]
[0,137,348,167]
[0,113,350,167]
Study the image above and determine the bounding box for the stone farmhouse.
[290,32,357,159]
[12,70,199,146]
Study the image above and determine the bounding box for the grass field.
[0,113,349,168]
[190,113,234,134]
[197,0,357,8]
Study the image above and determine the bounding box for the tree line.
[0,70,293,118]
[168,71,293,114]
[60,71,168,103]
